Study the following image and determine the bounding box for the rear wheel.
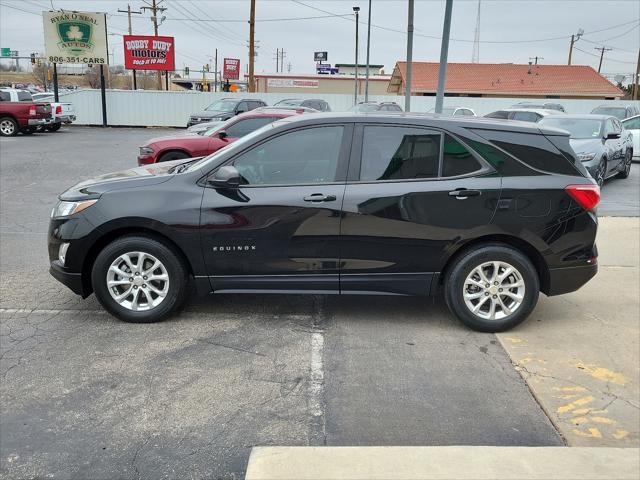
[158,150,190,163]
[91,235,189,323]
[0,117,18,137]
[46,123,62,132]
[617,150,632,179]
[444,244,540,332]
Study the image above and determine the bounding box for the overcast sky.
[1,0,638,83]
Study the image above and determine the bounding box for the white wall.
[60,89,640,128]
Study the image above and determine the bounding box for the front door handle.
[304,193,337,202]
[449,189,481,199]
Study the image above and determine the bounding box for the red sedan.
[137,108,303,165]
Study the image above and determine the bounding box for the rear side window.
[485,111,509,119]
[0,91,9,101]
[442,135,482,177]
[472,129,579,176]
[360,126,440,181]
[511,111,540,122]
[17,91,32,101]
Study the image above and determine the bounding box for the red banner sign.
[123,35,175,71]
[223,58,240,80]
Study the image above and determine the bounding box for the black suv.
[48,114,599,332]
[187,98,267,127]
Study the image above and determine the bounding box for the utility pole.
[214,48,218,92]
[280,49,286,74]
[594,47,612,74]
[529,56,543,65]
[118,4,142,90]
[633,48,639,100]
[568,29,583,65]
[248,0,256,92]
[435,0,453,114]
[364,0,372,102]
[353,6,360,105]
[274,49,279,73]
[404,0,414,112]
[141,0,166,90]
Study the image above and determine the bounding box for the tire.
[617,150,632,179]
[0,117,18,137]
[444,244,540,332]
[158,150,190,163]
[46,123,62,132]
[91,235,189,323]
[594,157,606,187]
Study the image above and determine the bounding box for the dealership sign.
[43,11,108,64]
[223,58,240,79]
[123,35,175,70]
[267,78,319,89]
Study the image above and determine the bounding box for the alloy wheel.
[596,160,606,187]
[624,151,632,176]
[463,261,526,321]
[0,119,15,136]
[106,251,169,311]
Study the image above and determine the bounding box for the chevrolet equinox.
[48,114,599,332]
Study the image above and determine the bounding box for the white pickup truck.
[0,88,75,132]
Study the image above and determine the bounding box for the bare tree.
[32,62,53,89]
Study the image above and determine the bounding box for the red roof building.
[387,62,623,99]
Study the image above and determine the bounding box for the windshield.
[540,118,603,139]
[186,121,278,172]
[205,99,238,112]
[276,99,302,106]
[198,119,228,136]
[350,103,379,112]
[591,107,626,119]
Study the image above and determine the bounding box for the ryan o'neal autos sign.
[43,11,108,64]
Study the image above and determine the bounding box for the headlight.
[51,199,98,218]
[576,152,596,162]
[139,146,154,155]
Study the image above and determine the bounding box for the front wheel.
[91,235,189,323]
[617,150,632,179]
[594,158,606,187]
[158,150,190,163]
[444,244,540,332]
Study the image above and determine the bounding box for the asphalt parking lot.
[1,126,638,479]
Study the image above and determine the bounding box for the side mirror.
[208,165,241,188]
[218,130,228,140]
[605,132,621,140]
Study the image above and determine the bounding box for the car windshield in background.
[276,100,302,106]
[201,119,227,136]
[205,99,238,112]
[591,107,626,119]
[351,104,379,112]
[540,118,602,139]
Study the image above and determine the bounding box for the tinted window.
[485,111,509,119]
[387,104,402,112]
[0,91,10,101]
[236,101,250,112]
[225,117,279,138]
[232,126,343,185]
[360,126,440,181]
[591,106,626,120]
[605,119,615,135]
[17,91,32,101]
[623,117,640,130]
[442,135,482,177]
[511,111,540,122]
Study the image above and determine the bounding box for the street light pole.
[353,6,360,105]
[404,0,414,112]
[435,0,454,114]
[364,0,372,102]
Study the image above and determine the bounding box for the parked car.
[49,113,599,332]
[187,98,267,127]
[539,114,633,186]
[427,106,476,116]
[273,98,331,112]
[31,92,76,130]
[590,104,639,120]
[139,108,305,165]
[350,101,403,112]
[511,102,566,112]
[621,115,640,161]
[484,108,562,122]
[187,106,318,134]
[0,90,53,136]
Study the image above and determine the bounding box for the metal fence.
[59,89,640,127]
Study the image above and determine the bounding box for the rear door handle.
[448,189,481,199]
[304,193,337,202]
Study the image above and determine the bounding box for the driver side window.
[232,126,344,186]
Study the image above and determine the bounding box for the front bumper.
[28,117,53,126]
[49,261,88,297]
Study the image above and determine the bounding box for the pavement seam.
[309,295,327,446]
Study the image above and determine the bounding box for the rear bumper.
[28,117,53,126]
[49,261,88,297]
[57,115,76,123]
[546,263,598,296]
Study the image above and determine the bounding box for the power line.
[573,46,635,64]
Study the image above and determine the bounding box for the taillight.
[56,105,62,114]
[565,184,600,211]
[29,106,36,116]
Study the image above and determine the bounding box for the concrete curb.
[245,446,640,480]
